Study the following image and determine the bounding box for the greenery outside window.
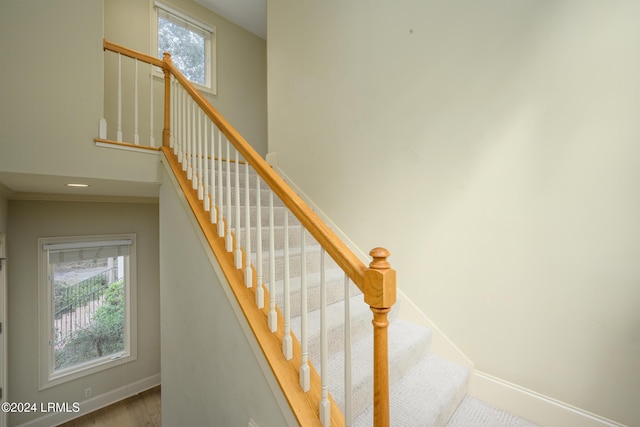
[153,1,217,94]
[38,235,137,389]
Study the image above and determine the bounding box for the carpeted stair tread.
[354,353,469,427]
[445,396,538,427]
[316,319,433,418]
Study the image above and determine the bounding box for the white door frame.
[0,233,6,427]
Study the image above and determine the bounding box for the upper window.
[153,2,216,94]
[38,235,137,389]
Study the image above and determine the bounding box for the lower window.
[38,234,137,389]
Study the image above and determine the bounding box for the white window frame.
[38,234,138,390]
[151,1,217,95]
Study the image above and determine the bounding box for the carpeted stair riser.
[234,225,315,254]
[272,270,362,317]
[222,205,300,228]
[289,293,375,359]
[250,243,337,282]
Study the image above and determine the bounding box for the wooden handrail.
[103,39,163,68]
[163,53,369,291]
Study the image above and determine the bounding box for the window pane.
[158,15,206,85]
[53,256,126,370]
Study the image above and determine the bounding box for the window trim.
[38,234,138,390]
[151,1,217,95]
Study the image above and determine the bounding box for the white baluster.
[203,116,209,211]
[172,78,178,155]
[134,60,139,145]
[217,130,224,238]
[192,102,198,190]
[149,64,156,148]
[210,122,216,224]
[344,273,352,426]
[117,53,122,142]
[181,89,187,168]
[197,110,203,198]
[225,138,233,252]
[175,84,181,157]
[234,149,242,268]
[268,190,277,332]
[320,248,330,426]
[299,227,310,391]
[255,177,264,309]
[282,208,292,360]
[186,98,192,177]
[244,160,252,287]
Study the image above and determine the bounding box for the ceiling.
[0,171,160,201]
[195,0,266,39]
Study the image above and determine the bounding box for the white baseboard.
[472,371,628,427]
[17,374,160,427]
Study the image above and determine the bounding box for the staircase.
[101,39,538,426]
[217,162,537,427]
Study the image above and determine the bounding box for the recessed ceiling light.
[66,183,90,188]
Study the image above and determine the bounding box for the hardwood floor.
[59,386,161,427]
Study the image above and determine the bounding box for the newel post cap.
[364,247,396,308]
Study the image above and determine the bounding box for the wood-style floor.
[59,386,161,427]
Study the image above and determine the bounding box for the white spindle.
[185,97,191,175]
[268,190,277,332]
[234,150,242,268]
[255,177,264,309]
[134,60,139,145]
[344,273,352,426]
[173,79,179,155]
[152,71,157,149]
[117,53,123,142]
[225,138,233,252]
[203,116,210,211]
[210,122,217,224]
[282,209,292,360]
[217,130,224,238]
[299,227,310,391]
[197,110,204,198]
[244,160,252,287]
[192,102,198,190]
[175,85,182,158]
[320,248,330,426]
[182,89,187,167]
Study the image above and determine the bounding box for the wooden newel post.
[162,52,172,148]
[364,247,396,427]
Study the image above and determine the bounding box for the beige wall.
[0,186,8,236]
[7,200,160,425]
[0,0,160,186]
[104,0,268,156]
[267,1,640,425]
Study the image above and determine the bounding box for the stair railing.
[100,39,396,427]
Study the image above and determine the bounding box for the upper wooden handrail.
[103,39,164,68]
